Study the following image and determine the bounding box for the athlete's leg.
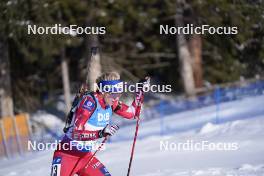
[51,150,77,176]
[76,156,111,176]
[50,149,89,176]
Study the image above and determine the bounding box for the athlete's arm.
[113,77,149,119]
[112,92,144,119]
[72,96,101,141]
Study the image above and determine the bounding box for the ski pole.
[72,137,108,176]
[127,118,140,176]
[127,91,144,176]
[83,137,108,169]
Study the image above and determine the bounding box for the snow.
[199,123,220,134]
[30,111,64,139]
[31,111,64,130]
[100,116,264,176]
[0,95,264,176]
[111,95,264,141]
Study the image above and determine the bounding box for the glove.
[137,76,150,92]
[135,77,150,104]
[99,124,119,138]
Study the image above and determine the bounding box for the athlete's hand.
[99,124,119,138]
[135,77,150,106]
[137,76,150,92]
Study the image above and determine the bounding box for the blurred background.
[0,0,264,176]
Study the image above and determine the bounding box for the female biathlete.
[50,72,148,176]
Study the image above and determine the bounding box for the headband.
[97,80,123,93]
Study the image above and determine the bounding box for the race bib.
[51,157,62,176]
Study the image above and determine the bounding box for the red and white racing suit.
[51,91,142,176]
